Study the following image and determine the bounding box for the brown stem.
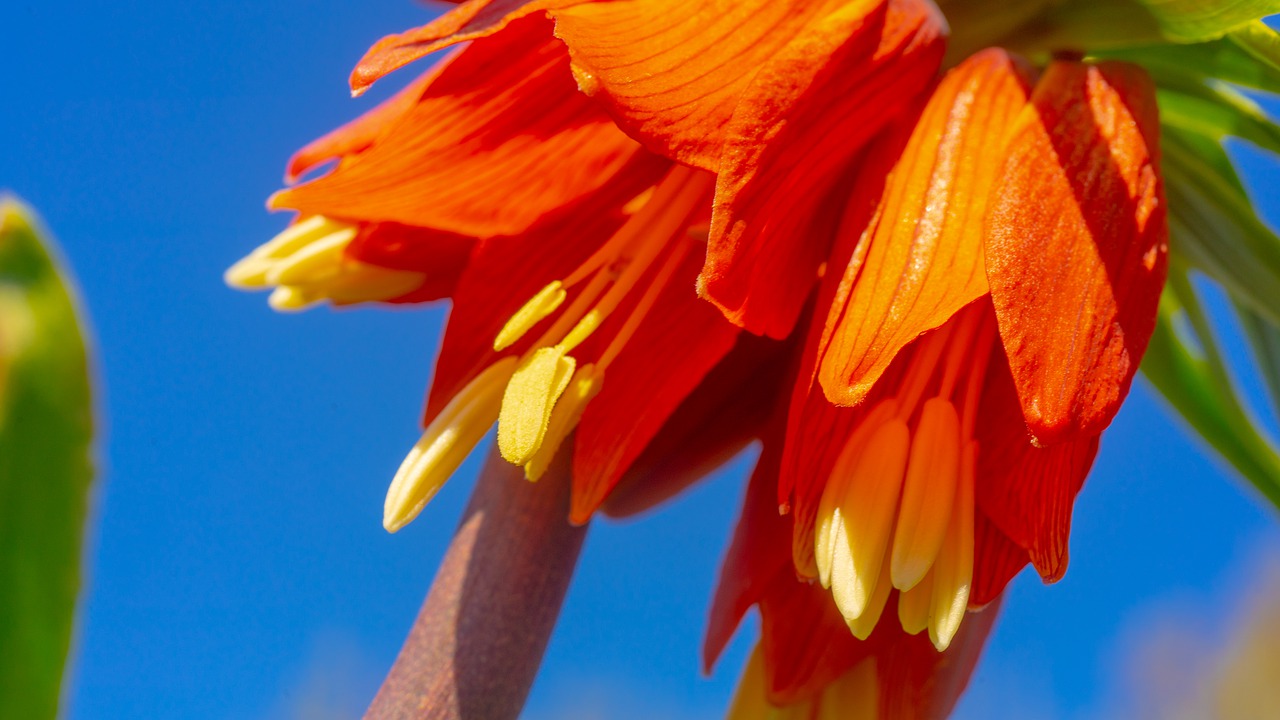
[365,444,588,720]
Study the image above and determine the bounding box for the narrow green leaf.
[1143,270,1280,509]
[1156,81,1280,155]
[0,198,94,720]
[1235,302,1280,417]
[1095,32,1280,93]
[1230,19,1280,75]
[1161,130,1280,325]
[1135,0,1280,42]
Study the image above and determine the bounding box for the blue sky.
[3,3,1279,718]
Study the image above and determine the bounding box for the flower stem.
[364,442,588,719]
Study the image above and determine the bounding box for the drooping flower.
[228,0,1280,717]
[228,0,950,531]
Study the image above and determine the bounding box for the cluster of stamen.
[383,166,715,531]
[814,304,997,650]
[225,215,426,310]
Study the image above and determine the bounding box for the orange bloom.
[706,46,1165,717]
[228,0,1178,716]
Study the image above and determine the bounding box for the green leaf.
[1155,79,1280,155]
[1143,270,1280,509]
[0,198,94,720]
[1230,19,1280,74]
[1001,0,1277,56]
[1235,302,1280,416]
[1161,129,1280,325]
[1135,0,1280,42]
[1095,31,1280,93]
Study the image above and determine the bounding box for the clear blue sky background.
[3,3,1279,718]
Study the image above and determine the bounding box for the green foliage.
[1134,0,1280,42]
[1114,22,1280,512]
[0,199,94,720]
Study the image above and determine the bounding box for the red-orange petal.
[975,352,1099,583]
[816,48,1034,407]
[345,222,475,303]
[550,0,860,172]
[704,435,794,673]
[878,595,1002,719]
[350,0,583,94]
[570,252,741,523]
[970,510,1028,608]
[286,67,441,183]
[276,17,650,238]
[760,580,875,705]
[700,0,946,339]
[778,125,915,577]
[602,331,790,520]
[986,60,1168,444]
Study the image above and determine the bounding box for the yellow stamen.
[846,557,893,641]
[497,346,577,465]
[225,215,347,287]
[825,417,910,622]
[310,266,427,305]
[264,225,357,286]
[383,357,518,533]
[267,286,316,312]
[558,309,603,354]
[890,397,961,591]
[897,567,933,635]
[523,364,604,482]
[494,281,567,351]
[928,440,977,651]
[816,400,899,587]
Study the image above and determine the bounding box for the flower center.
[813,302,997,650]
[382,164,715,531]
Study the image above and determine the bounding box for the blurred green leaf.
[0,198,94,720]
[1143,270,1280,508]
[1230,19,1280,74]
[1236,302,1280,416]
[1156,81,1280,154]
[1134,0,1280,42]
[1161,130,1280,324]
[1095,31,1280,93]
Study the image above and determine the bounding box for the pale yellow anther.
[816,400,898,588]
[497,346,577,466]
[559,309,603,353]
[846,557,893,641]
[264,225,357,286]
[891,397,961,591]
[523,365,603,482]
[225,215,347,287]
[826,418,910,623]
[224,256,276,288]
[494,281,567,352]
[928,440,977,651]
[317,266,427,305]
[267,286,317,312]
[897,569,933,636]
[383,357,519,533]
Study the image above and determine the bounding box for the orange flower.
[228,0,949,530]
[701,46,1166,716]
[226,0,1186,716]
